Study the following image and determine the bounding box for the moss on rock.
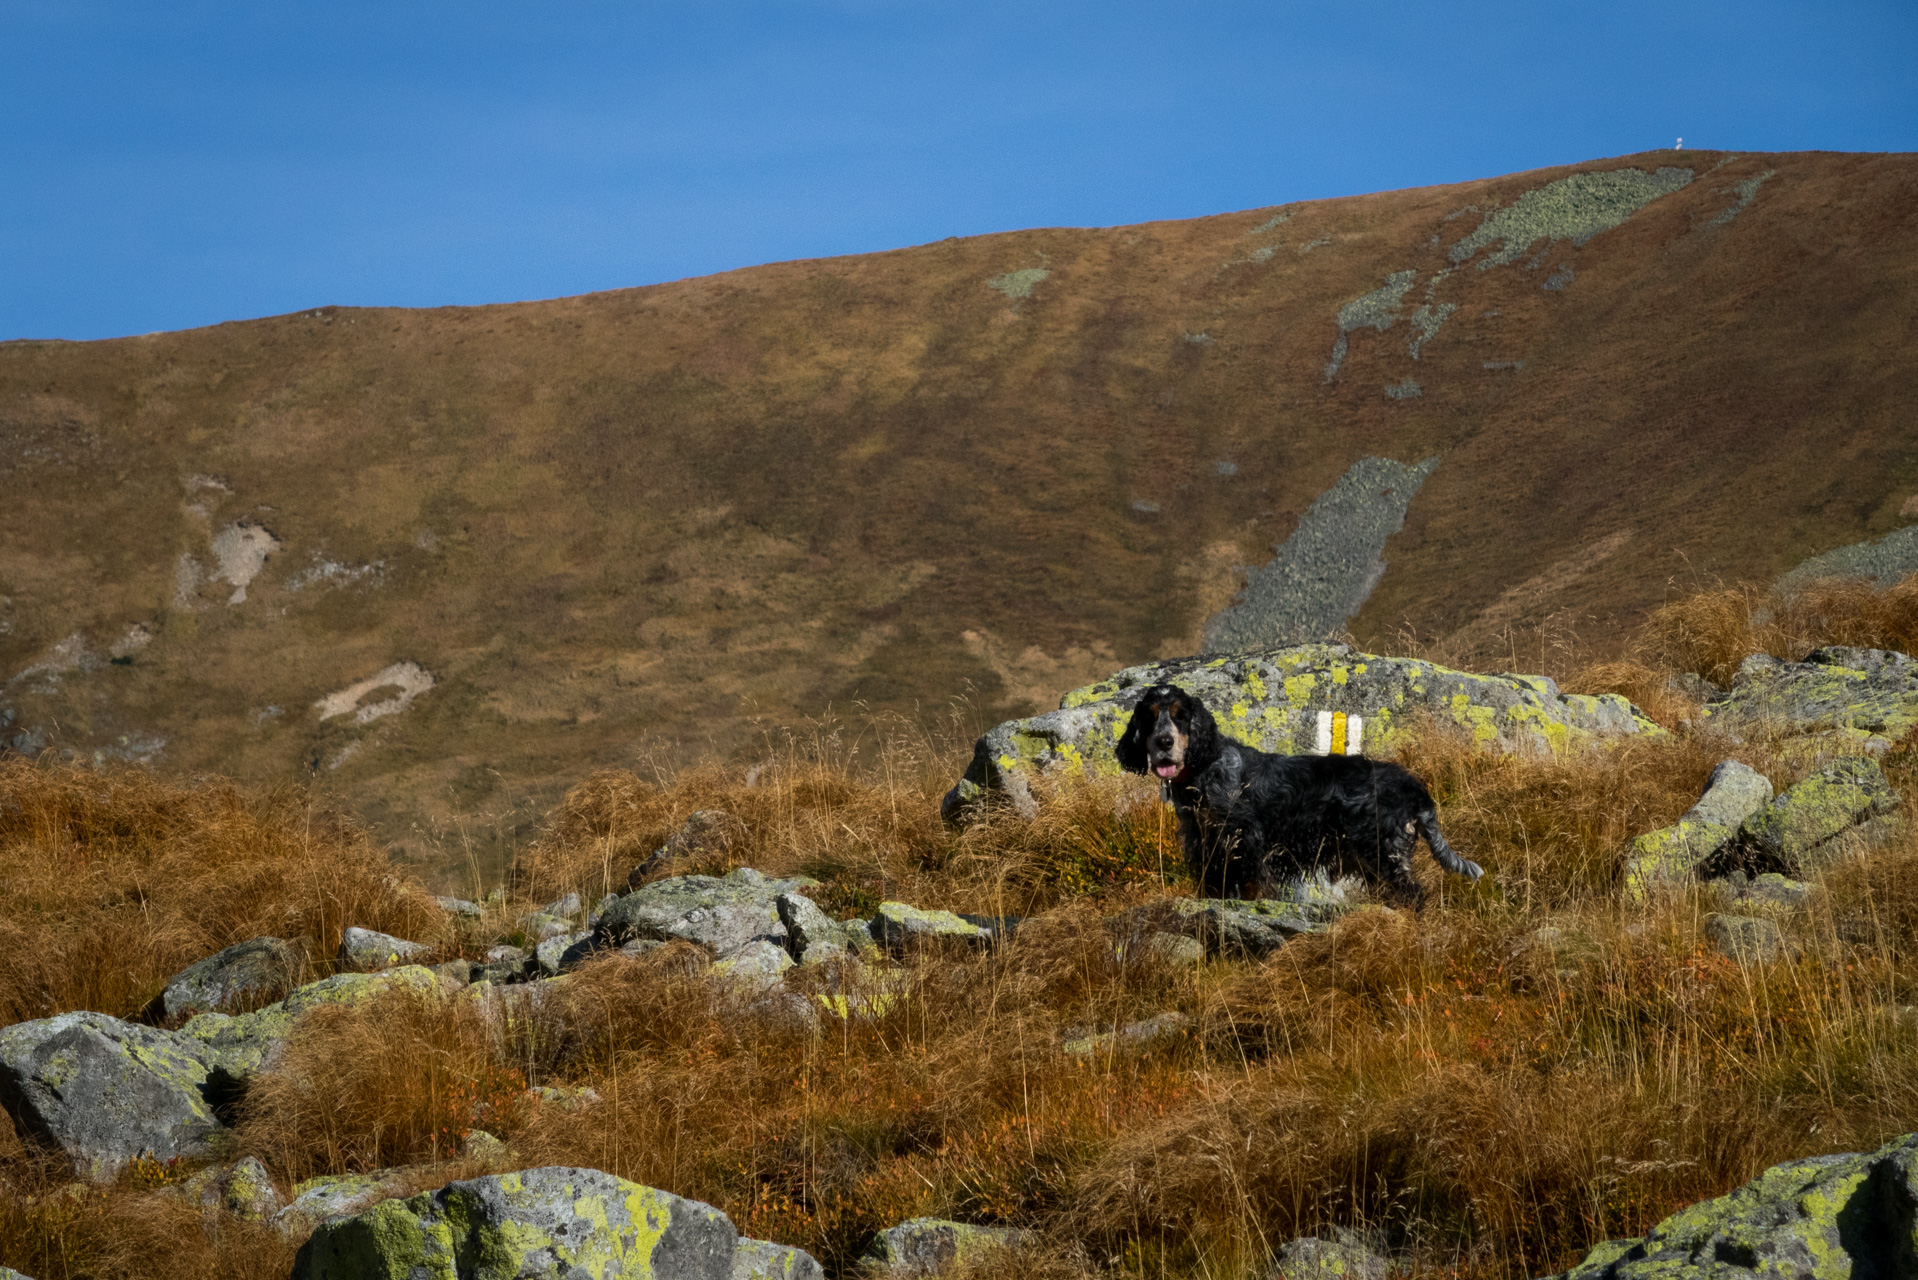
[1552,1131,1918,1278]
[944,644,1656,821]
[292,1166,739,1280]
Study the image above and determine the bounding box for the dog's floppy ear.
[1182,693,1222,771]
[1115,696,1153,774]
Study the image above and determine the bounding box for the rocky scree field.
[6,576,1918,1277]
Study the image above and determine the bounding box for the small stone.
[732,1236,826,1280]
[712,939,795,994]
[534,929,595,976]
[337,926,433,970]
[273,1167,420,1236]
[186,1155,282,1220]
[870,902,991,955]
[461,1128,512,1163]
[541,892,582,918]
[434,896,484,919]
[627,810,742,887]
[433,960,474,990]
[596,874,790,959]
[1733,872,1811,910]
[1144,931,1205,967]
[1704,913,1787,964]
[1063,1011,1190,1056]
[865,1217,1024,1276]
[519,911,576,943]
[1266,1234,1391,1280]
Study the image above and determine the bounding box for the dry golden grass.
[11,576,1918,1278]
[0,758,445,1025]
[1632,574,1918,688]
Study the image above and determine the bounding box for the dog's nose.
[1151,733,1174,750]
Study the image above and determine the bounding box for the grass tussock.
[1630,574,1918,688]
[0,758,444,1026]
[9,574,1918,1278]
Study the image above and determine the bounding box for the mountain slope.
[3,149,1914,874]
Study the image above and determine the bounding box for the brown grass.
[10,576,1918,1278]
[0,758,444,1025]
[1631,575,1918,688]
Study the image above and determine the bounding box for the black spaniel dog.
[1116,683,1482,905]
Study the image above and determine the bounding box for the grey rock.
[273,1167,422,1236]
[1739,757,1900,871]
[1266,1233,1393,1279]
[1144,932,1205,967]
[865,1217,1023,1276]
[434,895,484,918]
[0,1011,222,1178]
[1550,1131,1918,1278]
[520,911,577,943]
[1726,871,1812,910]
[432,959,475,990]
[869,903,991,956]
[177,1155,282,1220]
[712,939,795,994]
[542,892,582,918]
[291,1166,738,1280]
[596,873,802,960]
[1622,760,1774,892]
[157,936,304,1020]
[732,1236,826,1280]
[1704,913,1788,964]
[0,1267,35,1280]
[1163,898,1331,959]
[1063,1011,1190,1056]
[1705,645,1918,751]
[776,891,853,964]
[535,928,596,976]
[179,965,442,1079]
[944,643,1655,821]
[462,1127,513,1162]
[487,944,530,964]
[337,925,432,970]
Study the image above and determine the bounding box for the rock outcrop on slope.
[1549,1132,1918,1278]
[1703,647,1918,755]
[944,644,1655,819]
[289,1166,797,1280]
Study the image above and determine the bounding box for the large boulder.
[1737,757,1900,872]
[1550,1131,1918,1278]
[596,870,796,959]
[155,936,306,1020]
[1703,646,1918,754]
[291,1166,738,1280]
[180,964,442,1079]
[0,1011,223,1178]
[944,644,1656,819]
[1622,761,1774,893]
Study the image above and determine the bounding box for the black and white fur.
[1116,683,1482,905]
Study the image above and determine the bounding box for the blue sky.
[4,1,1913,341]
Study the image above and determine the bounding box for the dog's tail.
[1417,810,1483,881]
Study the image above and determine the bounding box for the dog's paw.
[1462,859,1484,881]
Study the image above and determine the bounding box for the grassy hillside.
[2,149,1915,875]
[6,580,1918,1279]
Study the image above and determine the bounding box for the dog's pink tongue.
[1154,763,1180,779]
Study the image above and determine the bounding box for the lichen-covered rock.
[1550,1131,1918,1278]
[291,1166,738,1280]
[1623,760,1775,893]
[864,1217,1023,1275]
[536,928,597,976]
[1704,646,1918,753]
[273,1167,425,1235]
[435,895,484,918]
[1739,757,1900,871]
[180,965,441,1079]
[1729,871,1812,910]
[0,1012,222,1178]
[712,940,795,993]
[1161,898,1333,959]
[596,872,816,960]
[177,1155,282,1220]
[731,1237,825,1280]
[0,1266,36,1280]
[1704,913,1788,964]
[156,936,305,1020]
[944,644,1656,820]
[337,926,433,970]
[776,891,857,965]
[1266,1234,1392,1279]
[869,903,990,955]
